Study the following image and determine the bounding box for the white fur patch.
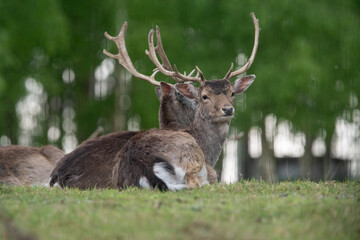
[153,162,187,191]
[139,176,151,189]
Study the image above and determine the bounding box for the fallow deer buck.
[109,12,259,190]
[50,12,259,190]
[49,30,205,189]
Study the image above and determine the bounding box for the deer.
[50,12,259,190]
[49,29,205,189]
[0,145,64,186]
[0,127,103,186]
[49,84,204,189]
[108,13,259,190]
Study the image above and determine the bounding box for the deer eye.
[202,95,209,100]
[231,92,235,97]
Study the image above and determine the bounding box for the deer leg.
[184,153,205,189]
[206,163,217,183]
[185,170,200,189]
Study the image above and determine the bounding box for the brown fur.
[50,76,254,190]
[112,130,205,189]
[111,78,254,190]
[49,84,213,189]
[50,131,139,189]
[0,145,64,186]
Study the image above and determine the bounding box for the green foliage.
[0,181,359,239]
[0,0,359,150]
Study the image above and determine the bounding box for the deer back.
[49,84,197,189]
[0,145,64,186]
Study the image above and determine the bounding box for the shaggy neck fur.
[185,104,230,167]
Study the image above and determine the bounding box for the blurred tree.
[0,0,359,180]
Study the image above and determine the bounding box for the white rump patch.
[48,177,61,188]
[139,176,151,189]
[153,162,187,191]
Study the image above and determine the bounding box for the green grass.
[0,181,359,240]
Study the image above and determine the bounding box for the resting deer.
[50,12,259,190]
[109,13,259,190]
[0,145,64,186]
[0,127,103,186]
[49,26,203,189]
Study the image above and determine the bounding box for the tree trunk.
[258,125,277,182]
[300,133,313,180]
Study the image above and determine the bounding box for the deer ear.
[176,83,198,99]
[160,82,175,98]
[155,87,163,100]
[232,74,255,95]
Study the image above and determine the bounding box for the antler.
[224,12,260,80]
[103,22,203,86]
[103,22,161,86]
[146,27,204,83]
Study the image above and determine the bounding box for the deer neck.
[185,106,230,167]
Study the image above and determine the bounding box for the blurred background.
[0,0,359,182]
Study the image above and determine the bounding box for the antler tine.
[103,22,161,86]
[224,62,234,80]
[154,26,172,71]
[225,12,260,80]
[146,28,203,83]
[187,69,196,77]
[195,66,206,82]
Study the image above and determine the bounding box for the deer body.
[49,84,207,189]
[112,76,255,191]
[0,145,64,186]
[112,129,207,191]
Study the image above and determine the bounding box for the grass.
[0,181,359,240]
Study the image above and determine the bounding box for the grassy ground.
[0,181,359,240]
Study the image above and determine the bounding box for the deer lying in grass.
[50,12,259,190]
[49,26,204,189]
[0,127,103,186]
[109,13,259,190]
[0,145,64,186]
[49,83,203,189]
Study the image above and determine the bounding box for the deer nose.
[222,107,234,116]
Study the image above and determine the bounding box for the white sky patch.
[0,135,11,146]
[312,137,326,157]
[127,115,141,131]
[249,126,262,158]
[62,133,78,154]
[47,126,61,143]
[274,120,305,158]
[62,68,75,84]
[94,58,116,99]
[16,77,47,146]
[61,106,77,153]
[221,130,239,184]
[332,117,359,160]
